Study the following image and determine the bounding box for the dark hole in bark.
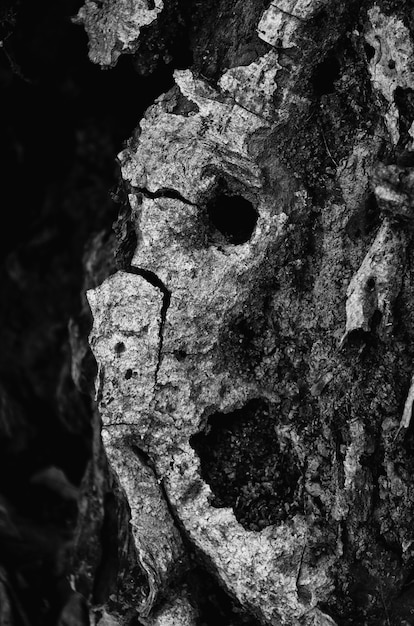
[366,277,376,291]
[233,316,256,343]
[346,329,372,347]
[114,342,126,355]
[190,399,302,531]
[388,59,396,69]
[174,349,188,361]
[207,193,258,245]
[124,369,133,380]
[311,53,341,96]
[364,43,375,61]
[364,192,380,230]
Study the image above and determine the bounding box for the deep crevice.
[133,186,196,207]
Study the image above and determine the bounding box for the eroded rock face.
[84,1,414,625]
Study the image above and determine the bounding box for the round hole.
[124,369,133,380]
[114,341,126,355]
[207,193,258,245]
[388,59,396,69]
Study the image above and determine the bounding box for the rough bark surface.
[78,1,414,625]
[5,0,414,625]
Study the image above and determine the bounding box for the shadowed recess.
[206,193,258,245]
[190,399,302,531]
[311,52,340,96]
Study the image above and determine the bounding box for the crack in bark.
[216,87,270,123]
[125,265,171,385]
[271,3,307,22]
[95,365,106,403]
[132,186,197,206]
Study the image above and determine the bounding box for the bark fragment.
[343,219,407,339]
[87,272,186,616]
[76,0,164,66]
[365,6,414,145]
[258,0,326,48]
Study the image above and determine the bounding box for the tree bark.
[26,0,414,624]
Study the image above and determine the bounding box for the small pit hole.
[366,277,376,291]
[124,369,133,380]
[207,193,258,245]
[174,349,188,361]
[388,59,396,70]
[311,53,341,96]
[114,342,126,355]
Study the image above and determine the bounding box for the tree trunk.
[74,0,414,624]
[74,1,414,624]
[4,0,414,625]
